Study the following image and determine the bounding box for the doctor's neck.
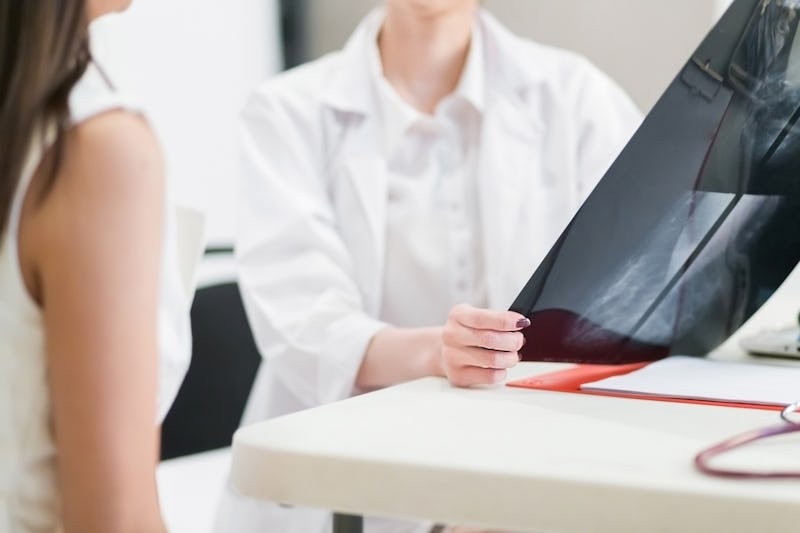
[379,0,478,114]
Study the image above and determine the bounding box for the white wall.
[483,0,720,112]
[90,0,281,247]
[714,0,736,21]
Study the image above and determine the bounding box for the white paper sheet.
[580,356,800,406]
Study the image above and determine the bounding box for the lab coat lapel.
[478,92,542,309]
[339,148,388,314]
[477,9,548,309]
[321,10,389,314]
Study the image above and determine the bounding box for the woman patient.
[0,1,195,531]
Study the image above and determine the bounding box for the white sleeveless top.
[0,64,197,532]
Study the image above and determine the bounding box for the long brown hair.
[0,0,91,238]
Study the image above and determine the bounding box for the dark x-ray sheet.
[512,0,800,363]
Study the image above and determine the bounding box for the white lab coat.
[220,9,641,533]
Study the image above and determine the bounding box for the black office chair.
[160,280,261,460]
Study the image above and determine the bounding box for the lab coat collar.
[368,17,486,159]
[320,10,383,115]
[478,9,550,95]
[456,20,486,113]
[322,8,539,118]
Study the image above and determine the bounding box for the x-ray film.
[512,0,800,363]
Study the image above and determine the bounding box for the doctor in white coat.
[222,0,642,531]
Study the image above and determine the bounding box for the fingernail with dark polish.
[516,317,531,328]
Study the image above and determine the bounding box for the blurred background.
[91,0,734,252]
[87,1,735,532]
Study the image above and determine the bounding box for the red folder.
[506,362,782,411]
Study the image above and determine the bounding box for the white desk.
[230,362,800,533]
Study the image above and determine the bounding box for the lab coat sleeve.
[236,90,387,408]
[572,61,643,199]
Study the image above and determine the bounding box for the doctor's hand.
[440,304,530,387]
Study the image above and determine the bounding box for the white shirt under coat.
[376,19,488,328]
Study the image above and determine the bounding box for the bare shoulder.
[21,109,166,304]
[58,109,164,196]
[30,109,166,251]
